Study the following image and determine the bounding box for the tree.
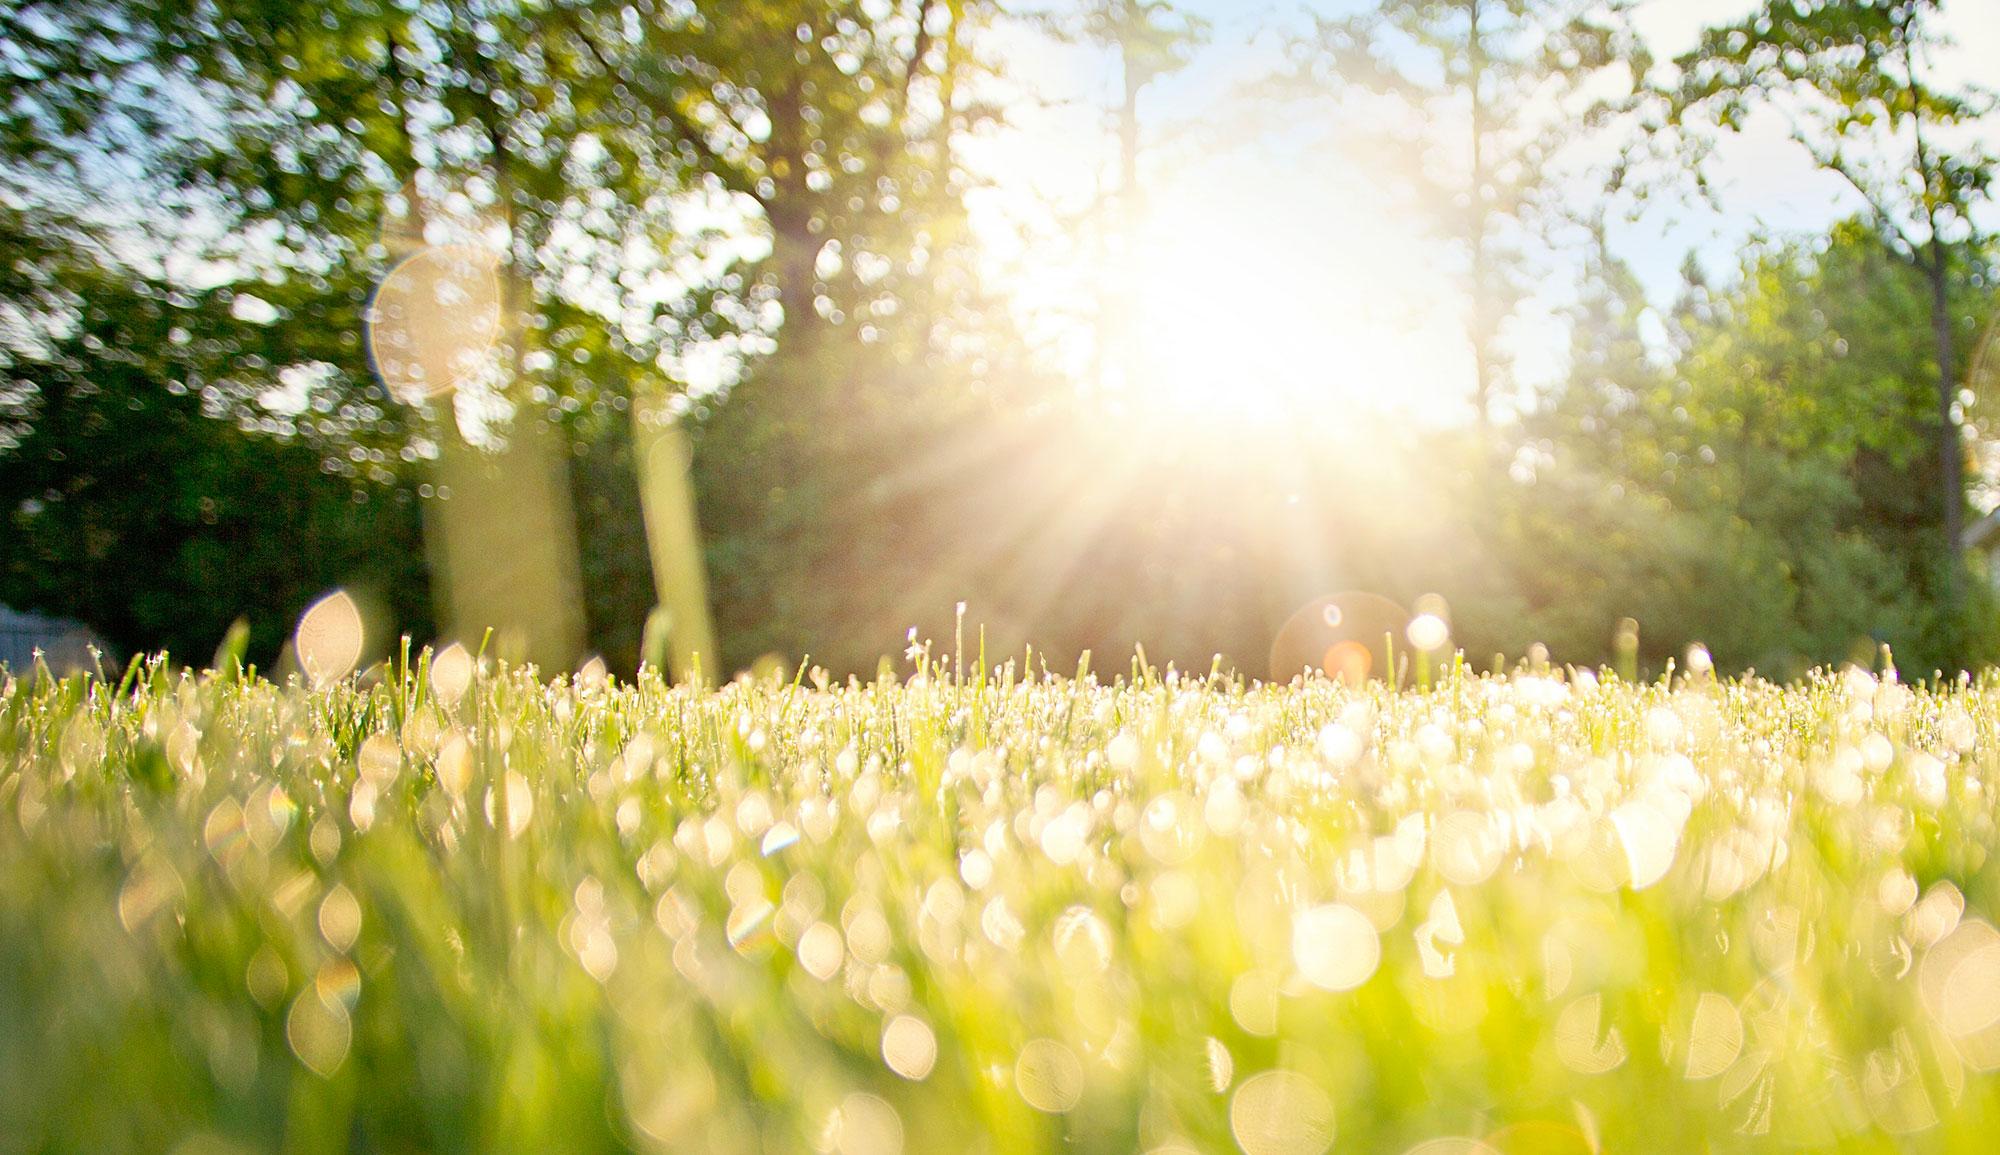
[1,1,434,663]
[1283,0,1646,425]
[1673,0,1998,590]
[1031,1,1207,393]
[1524,220,2000,673]
[568,0,1017,673]
[3,1,1004,671]
[1,269,431,665]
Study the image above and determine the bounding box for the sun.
[1121,179,1476,429]
[965,57,1499,436]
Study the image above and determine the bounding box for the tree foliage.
[1523,221,2000,674]
[1672,0,1999,572]
[3,0,2000,682]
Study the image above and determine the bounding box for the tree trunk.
[769,193,820,356]
[1111,1,1144,393]
[1467,0,1490,428]
[630,390,718,685]
[417,86,587,673]
[1930,247,1964,582]
[425,414,588,672]
[766,82,821,360]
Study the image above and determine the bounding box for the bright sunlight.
[1122,179,1477,424]
[12,1,2000,1152]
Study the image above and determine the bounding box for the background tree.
[1673,0,1998,597]
[1523,220,2000,674]
[1031,1,1207,393]
[1282,0,1646,425]
[4,0,1013,674]
[1,268,431,665]
[0,0,432,664]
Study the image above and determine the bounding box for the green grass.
[4,647,2000,1154]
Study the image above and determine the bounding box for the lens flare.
[1272,592,1408,683]
[366,244,503,404]
[1323,642,1373,685]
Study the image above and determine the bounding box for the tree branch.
[551,4,767,208]
[1796,130,1919,261]
[900,0,940,113]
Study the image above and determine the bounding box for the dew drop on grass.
[881,1014,937,1081]
[1053,905,1112,978]
[1229,1069,1335,1155]
[797,921,845,981]
[57,715,103,780]
[245,944,288,1010]
[1921,919,2000,1041]
[1415,890,1463,979]
[357,732,400,783]
[958,849,994,889]
[287,988,351,1078]
[430,642,474,707]
[1683,992,1743,1080]
[204,797,245,861]
[1014,1038,1083,1113]
[295,590,364,689]
[1554,992,1626,1074]
[1909,881,1965,947]
[727,896,775,951]
[760,821,800,855]
[1139,791,1202,864]
[1862,1030,1940,1135]
[1292,902,1379,991]
[831,1091,902,1155]
[1230,971,1280,1037]
[116,854,181,932]
[1644,707,1684,747]
[315,958,360,1010]
[435,732,473,796]
[1879,868,1919,915]
[348,778,378,831]
[1432,810,1502,887]
[1204,1036,1233,1093]
[501,770,533,838]
[318,883,362,952]
[1610,797,1682,890]
[844,899,893,965]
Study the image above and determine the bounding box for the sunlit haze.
[966,0,2000,426]
[16,1,2000,1149]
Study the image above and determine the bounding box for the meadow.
[4,642,2000,1154]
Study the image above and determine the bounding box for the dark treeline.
[3,0,1997,681]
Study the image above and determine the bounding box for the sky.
[967,0,2000,424]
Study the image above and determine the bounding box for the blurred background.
[4,0,2000,682]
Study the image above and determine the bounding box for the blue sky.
[1148,0,2000,297]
